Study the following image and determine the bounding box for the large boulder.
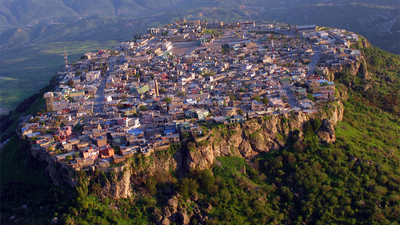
[178,211,190,225]
[153,213,163,223]
[167,197,178,209]
[160,217,170,225]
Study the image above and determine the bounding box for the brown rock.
[153,213,163,223]
[160,217,170,225]
[163,206,172,218]
[178,211,190,225]
[191,194,199,202]
[359,62,371,80]
[101,167,133,199]
[204,203,212,210]
[167,197,178,209]
[317,130,332,144]
[349,62,361,76]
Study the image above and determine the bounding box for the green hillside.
[56,99,400,224]
[1,36,399,224]
[58,40,400,224]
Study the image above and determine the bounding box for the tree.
[262,97,269,105]
[238,109,244,115]
[181,132,189,139]
[66,155,72,161]
[253,95,262,102]
[139,105,148,111]
[179,178,199,198]
[312,118,322,131]
[177,91,187,97]
[199,169,215,193]
[303,121,314,138]
[307,93,315,102]
[117,103,124,109]
[146,177,157,195]
[68,78,74,87]
[164,97,172,104]
[159,88,166,94]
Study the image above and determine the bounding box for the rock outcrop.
[336,84,349,101]
[25,100,344,200]
[101,168,133,199]
[359,61,371,80]
[29,145,77,187]
[183,101,344,171]
[348,58,371,80]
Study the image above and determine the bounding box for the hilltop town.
[20,19,361,171]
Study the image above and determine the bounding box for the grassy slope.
[1,33,398,224]
[0,136,73,224]
[59,33,400,223]
[0,40,118,112]
[0,135,49,184]
[0,90,74,223]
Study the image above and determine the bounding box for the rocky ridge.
[23,100,344,201]
[182,101,344,172]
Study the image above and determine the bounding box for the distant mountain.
[0,0,399,112]
[1,0,398,53]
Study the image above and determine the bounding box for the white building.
[86,71,101,82]
[162,41,173,51]
[317,31,329,39]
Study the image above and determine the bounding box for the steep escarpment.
[326,57,372,83]
[100,168,133,199]
[90,101,344,198]
[348,57,371,80]
[25,101,344,200]
[29,143,132,199]
[183,101,344,172]
[29,145,77,187]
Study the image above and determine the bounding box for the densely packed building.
[21,20,360,171]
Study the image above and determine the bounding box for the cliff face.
[101,168,133,199]
[29,145,77,187]
[26,101,343,200]
[183,101,344,171]
[349,58,371,80]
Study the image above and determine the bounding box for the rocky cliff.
[29,145,77,187]
[25,101,344,200]
[89,100,344,200]
[349,58,371,80]
[101,168,133,199]
[181,101,344,172]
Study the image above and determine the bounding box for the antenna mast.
[63,47,69,71]
[271,34,276,69]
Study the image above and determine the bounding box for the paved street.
[93,75,107,113]
[283,85,301,109]
[93,57,117,114]
[306,46,320,77]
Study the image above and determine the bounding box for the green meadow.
[0,40,118,113]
